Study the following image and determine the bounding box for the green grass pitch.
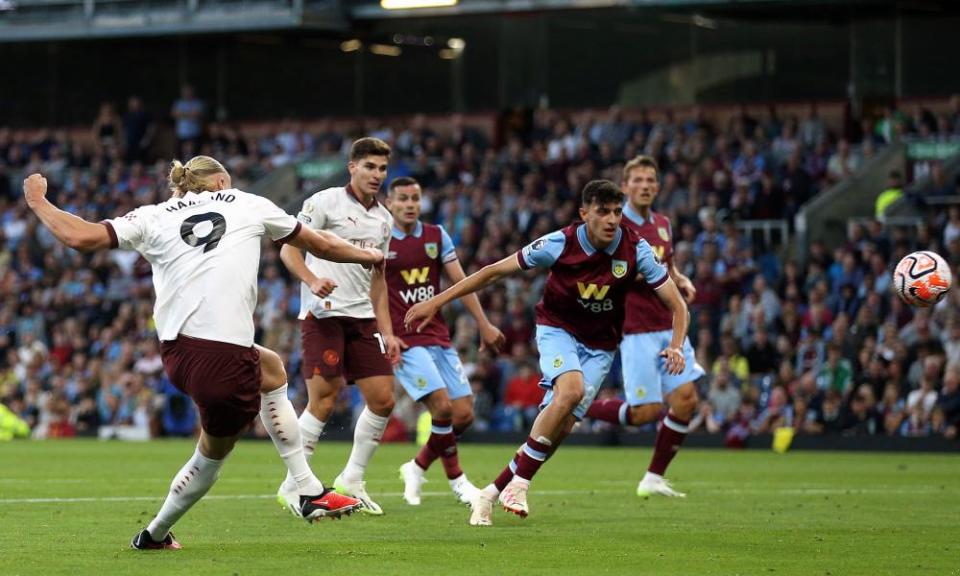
[1,440,958,576]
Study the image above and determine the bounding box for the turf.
[1,440,958,576]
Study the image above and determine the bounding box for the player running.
[585,156,704,498]
[22,156,381,550]
[277,137,400,515]
[405,180,689,526]
[384,177,505,506]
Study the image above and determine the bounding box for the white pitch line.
[0,486,955,505]
[0,490,599,505]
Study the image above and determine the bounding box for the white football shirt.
[296,185,393,320]
[104,189,300,347]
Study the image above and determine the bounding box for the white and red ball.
[893,250,952,307]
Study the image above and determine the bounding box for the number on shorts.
[373,332,386,354]
[180,212,226,253]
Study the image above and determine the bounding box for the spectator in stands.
[826,139,860,184]
[92,102,122,151]
[875,170,904,218]
[939,364,960,439]
[171,84,205,158]
[840,385,878,436]
[501,360,545,429]
[9,100,960,443]
[691,365,741,434]
[122,96,155,163]
[799,103,826,148]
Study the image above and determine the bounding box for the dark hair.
[581,179,624,207]
[350,137,392,162]
[622,155,660,182]
[388,176,419,193]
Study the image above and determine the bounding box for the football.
[893,250,953,307]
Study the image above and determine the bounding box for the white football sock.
[283,408,327,488]
[147,447,223,541]
[261,385,323,495]
[341,407,390,483]
[299,409,327,459]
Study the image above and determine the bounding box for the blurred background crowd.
[1,88,959,443]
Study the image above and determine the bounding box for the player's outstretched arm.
[654,277,689,375]
[406,254,521,333]
[23,174,113,251]
[286,227,384,269]
[443,258,505,353]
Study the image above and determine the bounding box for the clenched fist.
[23,174,48,209]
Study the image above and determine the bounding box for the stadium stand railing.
[794,143,906,263]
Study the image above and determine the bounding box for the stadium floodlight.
[380,0,458,9]
[370,44,402,57]
[447,38,466,50]
[340,39,363,52]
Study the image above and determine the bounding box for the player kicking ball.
[585,156,704,498]
[384,177,505,506]
[405,180,689,526]
[23,157,381,550]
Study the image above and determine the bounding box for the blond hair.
[168,155,227,198]
[622,155,660,183]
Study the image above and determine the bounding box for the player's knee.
[430,399,453,421]
[671,385,699,419]
[368,392,395,417]
[198,434,236,461]
[554,382,585,411]
[257,347,288,392]
[453,410,474,432]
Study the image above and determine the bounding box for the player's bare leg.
[257,346,360,520]
[276,372,343,511]
[451,396,475,434]
[334,375,395,515]
[134,430,239,550]
[472,372,584,525]
[637,382,697,498]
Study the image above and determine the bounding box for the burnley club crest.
[612,260,628,278]
[425,242,439,259]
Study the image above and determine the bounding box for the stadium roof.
[1,0,957,42]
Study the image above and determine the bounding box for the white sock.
[283,408,327,488]
[341,407,390,483]
[261,385,323,495]
[481,483,499,498]
[299,409,327,459]
[147,447,223,541]
[643,471,663,483]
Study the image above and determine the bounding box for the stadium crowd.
[2,91,960,443]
